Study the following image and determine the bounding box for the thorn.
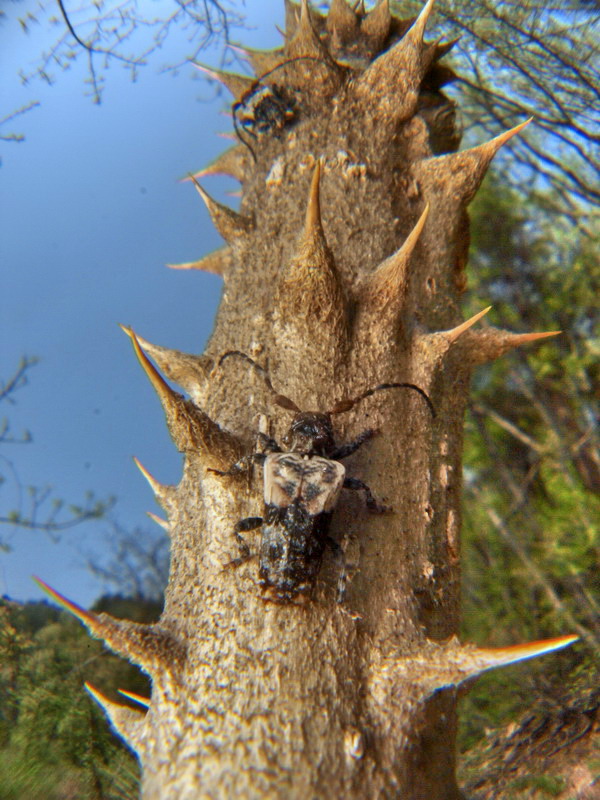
[180,145,248,182]
[85,682,146,752]
[300,0,312,28]
[190,175,254,241]
[434,36,459,61]
[364,204,429,306]
[117,688,151,708]
[305,158,323,237]
[226,42,248,56]
[122,331,211,402]
[167,247,231,276]
[236,45,285,77]
[121,325,207,452]
[121,329,242,463]
[289,0,322,56]
[504,330,562,346]
[85,682,145,715]
[328,0,359,34]
[35,576,182,673]
[33,576,96,626]
[133,457,175,510]
[284,0,301,37]
[473,634,579,673]
[191,62,254,101]
[431,634,579,691]
[146,511,170,532]
[444,306,492,344]
[288,0,336,71]
[120,326,178,408]
[274,157,346,361]
[406,0,435,45]
[354,0,435,123]
[387,633,579,697]
[420,118,533,206]
[465,326,561,366]
[479,118,533,160]
[361,0,391,48]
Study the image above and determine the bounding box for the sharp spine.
[85,682,147,753]
[167,247,231,276]
[133,456,176,512]
[190,175,254,241]
[146,510,170,532]
[364,204,430,307]
[117,688,151,708]
[444,306,492,344]
[34,577,184,673]
[466,327,561,365]
[191,62,254,101]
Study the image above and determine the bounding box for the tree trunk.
[44,1,577,797]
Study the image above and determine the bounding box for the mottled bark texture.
[49,1,578,797]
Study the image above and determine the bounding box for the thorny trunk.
[47,1,577,798]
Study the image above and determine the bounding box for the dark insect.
[212,352,435,604]
[234,84,295,138]
[232,56,327,161]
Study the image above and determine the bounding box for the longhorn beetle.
[212,352,435,604]
[232,56,332,161]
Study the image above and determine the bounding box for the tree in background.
[0,517,169,797]
[456,171,599,795]
[83,520,169,602]
[0,594,160,800]
[0,0,243,149]
[394,0,599,221]
[463,172,598,654]
[9,0,241,102]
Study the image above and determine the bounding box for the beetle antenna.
[329,383,436,418]
[232,109,257,161]
[218,351,300,413]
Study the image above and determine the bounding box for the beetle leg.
[208,452,266,478]
[256,432,281,454]
[330,428,378,460]
[343,476,389,513]
[231,516,263,561]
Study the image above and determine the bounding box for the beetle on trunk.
[212,351,435,602]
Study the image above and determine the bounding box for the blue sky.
[1,0,283,605]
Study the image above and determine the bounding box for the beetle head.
[281,411,335,456]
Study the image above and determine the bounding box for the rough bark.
[42,2,578,798]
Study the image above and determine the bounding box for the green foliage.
[458,170,599,750]
[0,596,159,799]
[459,659,599,794]
[507,775,566,797]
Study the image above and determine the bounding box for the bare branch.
[0,102,41,144]
[0,488,115,541]
[0,358,114,541]
[396,0,600,217]
[16,0,244,104]
[83,520,168,601]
